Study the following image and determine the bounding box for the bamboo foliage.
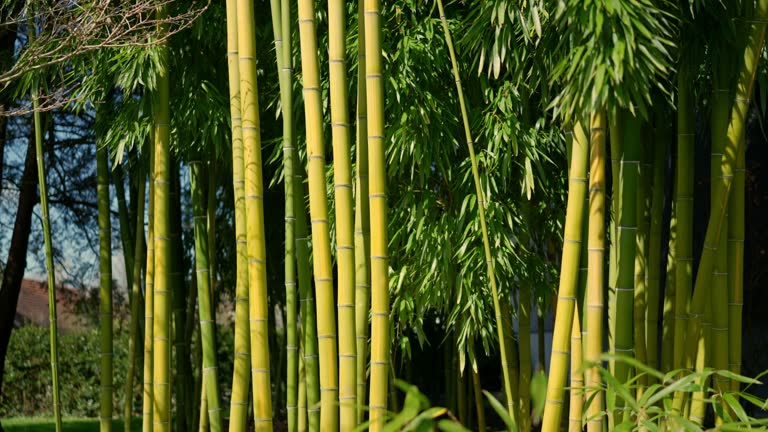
[296,0,339,428]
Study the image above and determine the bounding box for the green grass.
[1,417,141,432]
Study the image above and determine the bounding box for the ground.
[0,418,141,432]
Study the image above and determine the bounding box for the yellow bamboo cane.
[237,0,274,428]
[586,109,606,432]
[151,18,173,430]
[296,0,340,429]
[541,120,588,432]
[142,145,155,432]
[354,0,372,422]
[364,0,390,429]
[327,0,358,427]
[224,0,251,430]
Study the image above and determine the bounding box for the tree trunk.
[0,121,38,418]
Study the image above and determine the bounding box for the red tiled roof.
[15,279,85,332]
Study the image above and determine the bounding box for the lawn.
[1,417,141,432]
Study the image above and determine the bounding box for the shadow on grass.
[1,417,142,432]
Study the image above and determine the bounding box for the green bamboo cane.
[296,0,340,428]
[170,161,191,431]
[298,341,308,432]
[518,275,532,432]
[124,163,146,432]
[501,297,521,427]
[728,135,745,393]
[32,95,62,432]
[633,126,650,396]
[281,0,300,428]
[354,0,371,422]
[661,179,676,374]
[435,0,516,425]
[611,109,640,424]
[711,68,732,419]
[142,146,155,432]
[97,128,114,432]
[151,9,173,428]
[267,0,299,429]
[364,0,390,428]
[673,1,768,415]
[190,161,223,432]
[237,0,274,428]
[328,0,358,426]
[296,169,321,432]
[586,109,607,432]
[673,66,694,376]
[647,114,669,375]
[540,118,588,432]
[224,0,251,429]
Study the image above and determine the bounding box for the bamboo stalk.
[364,0,390,428]
[32,95,62,432]
[296,0,340,428]
[190,161,223,431]
[728,135,745,393]
[151,18,173,428]
[326,0,358,427]
[268,0,299,429]
[96,122,114,432]
[142,144,155,432]
[586,109,606,432]
[647,114,669,375]
[634,126,650,396]
[236,0,274,428]
[711,68,732,423]
[124,163,146,432]
[540,119,588,432]
[673,2,768,416]
[436,1,517,425]
[661,174,677,374]
[224,0,251,429]
[672,66,694,376]
[568,310,583,432]
[170,161,191,432]
[354,0,371,422]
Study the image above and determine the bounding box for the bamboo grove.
[8,0,768,431]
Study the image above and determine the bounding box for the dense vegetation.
[4,0,768,431]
